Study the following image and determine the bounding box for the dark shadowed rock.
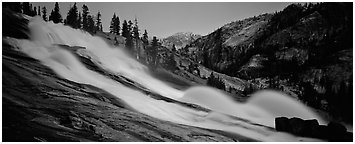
[327,122,347,141]
[288,117,305,135]
[303,119,319,137]
[275,117,290,132]
[275,117,353,141]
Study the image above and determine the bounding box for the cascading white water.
[5,16,326,141]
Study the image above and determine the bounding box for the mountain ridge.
[182,2,353,122]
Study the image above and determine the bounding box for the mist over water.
[6,16,326,141]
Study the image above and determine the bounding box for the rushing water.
[5,16,327,141]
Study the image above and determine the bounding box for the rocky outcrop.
[2,38,256,142]
[184,3,353,122]
[162,32,201,50]
[275,117,352,141]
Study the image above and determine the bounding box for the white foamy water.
[5,16,327,141]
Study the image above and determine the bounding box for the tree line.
[4,2,178,75]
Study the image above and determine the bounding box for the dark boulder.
[303,119,319,137]
[275,117,290,132]
[288,117,305,135]
[275,117,353,141]
[327,122,348,142]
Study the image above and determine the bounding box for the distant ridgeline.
[181,3,353,122]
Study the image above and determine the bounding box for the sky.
[31,2,294,38]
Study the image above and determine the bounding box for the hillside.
[2,9,256,142]
[162,32,201,50]
[183,3,353,122]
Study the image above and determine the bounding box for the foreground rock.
[275,117,352,141]
[2,41,256,142]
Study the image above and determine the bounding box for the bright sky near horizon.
[31,2,294,38]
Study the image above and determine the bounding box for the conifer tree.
[121,20,129,38]
[82,4,89,31]
[128,20,133,35]
[142,29,149,45]
[147,36,159,66]
[49,10,54,21]
[133,17,140,59]
[33,6,37,16]
[50,2,62,23]
[87,15,95,33]
[42,7,48,21]
[96,11,102,32]
[78,12,82,28]
[66,3,79,28]
[114,14,120,35]
[38,6,41,16]
[109,13,116,33]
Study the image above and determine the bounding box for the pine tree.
[82,4,89,31]
[49,10,54,21]
[128,20,133,35]
[121,20,129,38]
[142,29,149,62]
[95,11,102,32]
[133,17,140,59]
[165,49,177,70]
[133,18,140,39]
[38,6,41,16]
[33,6,37,16]
[77,12,82,28]
[87,15,95,33]
[114,14,120,35]
[109,13,116,33]
[66,3,79,28]
[142,29,149,45]
[49,2,62,23]
[42,6,48,21]
[124,20,134,52]
[147,36,159,66]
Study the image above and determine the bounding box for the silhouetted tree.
[87,15,95,33]
[142,29,149,45]
[33,6,37,16]
[121,20,129,38]
[109,13,116,33]
[77,12,82,28]
[66,3,79,28]
[164,50,177,70]
[42,6,47,21]
[82,4,89,31]
[114,14,120,35]
[49,2,62,23]
[38,6,41,16]
[96,11,102,32]
[133,17,140,59]
[147,36,159,66]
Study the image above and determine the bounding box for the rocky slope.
[162,32,201,50]
[183,3,353,122]
[2,9,255,142]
